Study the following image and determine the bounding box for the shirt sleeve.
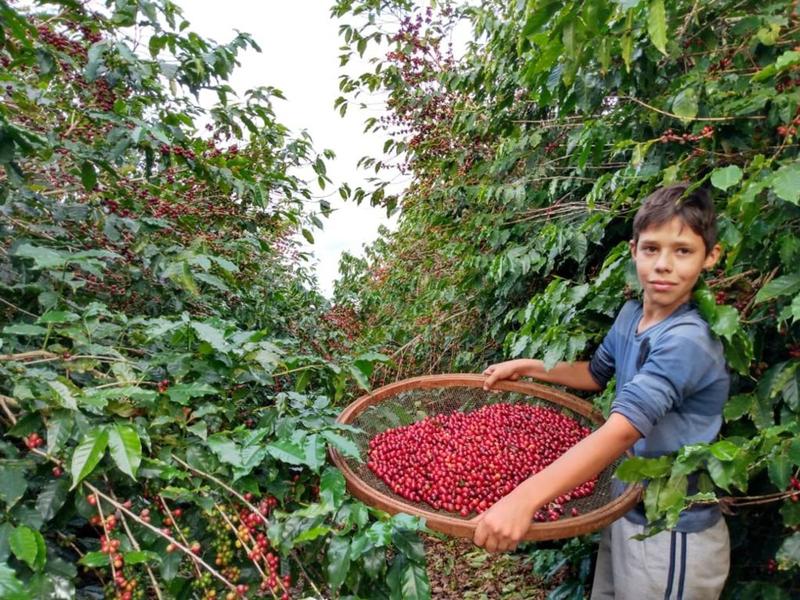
[588,301,636,389]
[610,324,711,438]
[588,332,615,389]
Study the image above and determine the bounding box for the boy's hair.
[632,183,717,254]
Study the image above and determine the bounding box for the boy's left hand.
[471,487,537,552]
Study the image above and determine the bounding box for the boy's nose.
[655,252,673,271]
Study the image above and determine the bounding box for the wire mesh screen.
[339,384,626,522]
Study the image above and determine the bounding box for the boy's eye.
[676,247,693,255]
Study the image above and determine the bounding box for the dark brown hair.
[632,183,717,254]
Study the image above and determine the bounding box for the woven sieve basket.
[329,374,642,541]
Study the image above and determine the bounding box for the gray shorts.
[590,516,730,600]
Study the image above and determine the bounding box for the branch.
[0,297,38,318]
[0,395,18,425]
[171,455,325,599]
[386,308,472,361]
[0,351,137,369]
[83,483,237,593]
[213,502,279,599]
[619,95,766,122]
[104,477,163,600]
[159,495,203,579]
[93,493,118,583]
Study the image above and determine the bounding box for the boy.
[475,184,730,599]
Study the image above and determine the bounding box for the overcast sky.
[180,1,400,298]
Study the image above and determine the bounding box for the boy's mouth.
[649,280,677,292]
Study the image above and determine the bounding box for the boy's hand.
[471,486,536,552]
[482,360,522,390]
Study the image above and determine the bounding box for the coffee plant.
[334,0,799,597]
[0,1,430,598]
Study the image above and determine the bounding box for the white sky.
[180,1,400,298]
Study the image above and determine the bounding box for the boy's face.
[630,217,720,315]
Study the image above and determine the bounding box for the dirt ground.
[423,534,553,599]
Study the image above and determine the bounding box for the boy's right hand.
[482,360,522,391]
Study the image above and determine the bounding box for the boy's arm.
[483,358,603,392]
[472,413,641,552]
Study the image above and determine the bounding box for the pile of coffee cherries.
[366,403,597,521]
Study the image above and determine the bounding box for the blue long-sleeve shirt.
[589,300,729,532]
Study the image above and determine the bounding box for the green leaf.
[710,166,743,192]
[361,546,386,579]
[70,428,109,488]
[397,562,430,599]
[123,551,160,565]
[671,87,698,123]
[303,434,326,472]
[772,163,800,204]
[615,455,672,481]
[643,476,665,520]
[709,440,739,461]
[293,526,331,543]
[207,434,242,467]
[783,372,799,411]
[776,50,800,72]
[618,36,632,74]
[28,572,76,599]
[80,161,97,191]
[392,528,425,563]
[724,394,754,421]
[768,447,792,490]
[191,322,228,352]
[10,525,41,571]
[710,305,739,341]
[166,261,199,295]
[326,536,351,592]
[265,439,305,466]
[3,323,48,336]
[706,456,735,492]
[165,382,218,405]
[755,273,800,304]
[0,466,28,508]
[48,381,77,410]
[36,477,70,522]
[348,363,371,391]
[756,23,781,46]
[12,244,66,270]
[78,551,110,567]
[320,467,346,511]
[108,423,142,479]
[36,311,79,324]
[0,562,27,600]
[322,430,362,462]
[777,532,800,568]
[646,0,667,55]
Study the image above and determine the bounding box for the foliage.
[0,1,428,598]
[334,0,800,596]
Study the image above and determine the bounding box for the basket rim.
[329,373,643,542]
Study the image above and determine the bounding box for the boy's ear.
[703,243,722,270]
[629,239,637,259]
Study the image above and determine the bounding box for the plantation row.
[1,0,800,598]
